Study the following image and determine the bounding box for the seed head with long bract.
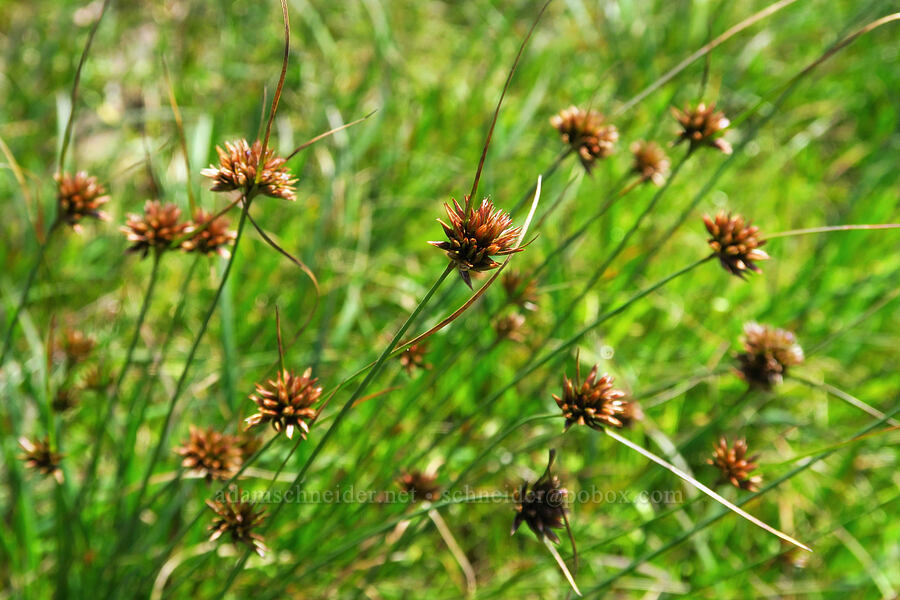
[550,105,618,173]
[511,450,568,544]
[736,322,804,389]
[18,437,63,483]
[54,171,110,230]
[174,426,242,483]
[245,367,323,440]
[708,437,762,491]
[181,209,236,259]
[121,201,189,258]
[202,139,296,201]
[672,102,733,154]
[206,488,268,557]
[630,140,670,186]
[553,363,632,431]
[704,211,770,277]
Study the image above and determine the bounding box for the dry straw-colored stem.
[257,0,291,177]
[766,223,900,239]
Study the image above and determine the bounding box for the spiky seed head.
[553,363,631,431]
[81,364,110,391]
[201,139,296,201]
[52,388,78,413]
[245,367,323,440]
[18,437,63,483]
[429,197,523,288]
[708,437,762,491]
[550,106,618,173]
[704,212,770,278]
[399,344,431,376]
[501,270,538,311]
[511,450,568,544]
[736,322,804,389]
[672,102,732,154]
[235,431,263,461]
[174,426,242,483]
[493,312,526,343]
[55,171,109,230]
[397,470,441,503]
[121,201,189,258]
[630,140,670,186]
[57,328,95,365]
[181,209,236,259]
[206,488,268,557]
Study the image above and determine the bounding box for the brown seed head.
[736,322,804,389]
[397,470,441,503]
[18,437,63,483]
[704,212,770,278]
[399,344,431,376]
[708,437,762,491]
[245,367,323,440]
[206,488,268,557]
[501,270,539,311]
[57,328,95,365]
[429,197,522,288]
[235,431,263,461]
[121,201,189,258]
[181,209,236,259]
[201,139,296,201]
[174,426,242,483]
[553,363,630,431]
[630,140,670,186]
[55,171,109,229]
[672,102,732,154]
[52,388,78,413]
[493,312,526,343]
[511,450,568,544]
[550,106,618,173]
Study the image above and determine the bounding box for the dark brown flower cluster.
[202,139,296,201]
[550,106,618,173]
[180,209,236,259]
[511,450,567,544]
[501,270,538,312]
[18,437,64,483]
[55,171,109,230]
[207,488,268,557]
[121,201,190,258]
[704,212,769,278]
[174,426,242,482]
[429,197,522,288]
[399,344,431,376]
[736,322,804,389]
[708,437,762,491]
[630,140,670,186]
[553,362,635,431]
[672,102,732,154]
[397,470,441,503]
[493,312,526,343]
[245,367,323,440]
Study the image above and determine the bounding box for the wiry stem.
[543,537,582,596]
[766,223,900,239]
[428,508,477,596]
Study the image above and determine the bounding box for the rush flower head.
[55,171,109,230]
[174,426,242,483]
[398,344,431,376]
[397,470,441,503]
[553,361,630,431]
[206,488,268,557]
[52,388,78,413]
[429,197,523,288]
[630,140,670,186]
[57,328,95,365]
[121,201,189,258]
[708,437,762,491]
[501,270,538,311]
[18,437,63,483]
[493,312,526,343]
[202,139,296,201]
[511,450,568,544]
[180,209,236,259]
[736,322,804,389]
[704,212,769,278]
[672,102,732,154]
[550,106,618,173]
[245,367,323,440]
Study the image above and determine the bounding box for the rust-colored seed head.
[201,139,296,201]
[174,426,242,483]
[18,437,63,483]
[397,470,441,503]
[52,388,78,413]
[550,106,618,173]
[704,212,770,278]
[708,437,762,491]
[245,367,323,440]
[55,171,109,230]
[81,364,109,391]
[181,209,236,259]
[121,201,189,258]
[399,344,431,376]
[58,328,95,365]
[630,140,670,186]
[493,312,526,343]
[429,197,523,288]
[553,363,630,431]
[672,102,732,154]
[501,270,538,311]
[511,450,568,544]
[235,431,263,461]
[736,322,804,389]
[206,488,268,557]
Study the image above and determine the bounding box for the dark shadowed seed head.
[181,209,237,259]
[206,488,268,557]
[174,426,242,483]
[550,106,618,173]
[501,270,539,311]
[493,312,526,343]
[245,367,323,440]
[57,328,95,365]
[429,197,522,288]
[121,201,189,258]
[18,437,63,483]
[708,437,762,491]
[202,139,296,201]
[553,361,632,431]
[52,388,78,413]
[672,102,732,154]
[511,450,568,544]
[736,322,804,389]
[55,171,109,230]
[397,470,441,503]
[399,344,431,376]
[630,140,670,186]
[704,212,770,278]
